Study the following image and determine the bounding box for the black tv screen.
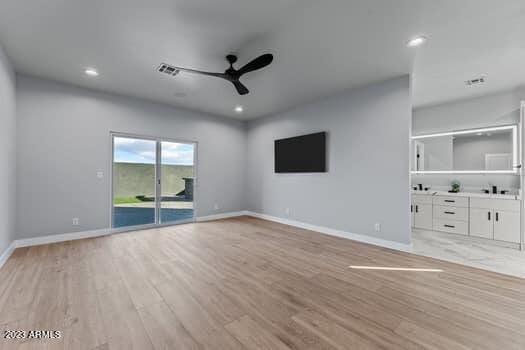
[275,132,326,173]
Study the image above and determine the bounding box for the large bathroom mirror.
[411,125,519,174]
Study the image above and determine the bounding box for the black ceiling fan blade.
[174,67,226,78]
[232,80,249,95]
[238,54,273,76]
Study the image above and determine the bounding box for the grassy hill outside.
[113,162,194,203]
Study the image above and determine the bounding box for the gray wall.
[0,44,16,254]
[412,90,524,193]
[16,76,246,238]
[245,76,412,244]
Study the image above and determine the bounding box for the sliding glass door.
[160,141,195,224]
[111,134,196,229]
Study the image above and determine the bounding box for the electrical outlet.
[72,218,80,226]
[97,171,104,179]
[213,203,219,211]
[285,207,290,216]
[374,223,381,232]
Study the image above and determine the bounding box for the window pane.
[160,141,195,223]
[112,137,157,228]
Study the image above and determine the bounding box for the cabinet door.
[493,211,521,243]
[414,203,433,230]
[469,208,493,239]
[410,203,415,227]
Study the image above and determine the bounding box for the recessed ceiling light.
[84,68,99,77]
[235,105,243,113]
[406,36,427,48]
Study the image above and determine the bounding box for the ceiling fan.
[158,53,273,95]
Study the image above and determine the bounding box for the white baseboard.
[15,228,112,248]
[2,210,410,266]
[244,211,412,252]
[11,211,248,250]
[196,211,248,222]
[0,241,16,270]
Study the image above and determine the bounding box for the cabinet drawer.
[433,205,468,221]
[469,198,520,212]
[432,196,468,208]
[412,194,433,204]
[433,219,468,235]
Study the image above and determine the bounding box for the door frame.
[109,131,199,231]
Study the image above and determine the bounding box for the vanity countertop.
[411,190,520,200]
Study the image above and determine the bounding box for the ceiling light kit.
[158,63,180,76]
[465,76,486,86]
[235,105,244,113]
[84,68,99,77]
[406,35,427,48]
[158,53,273,96]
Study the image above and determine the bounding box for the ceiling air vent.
[465,76,486,86]
[158,63,180,76]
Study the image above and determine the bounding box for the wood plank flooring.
[0,216,523,350]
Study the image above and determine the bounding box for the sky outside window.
[113,137,194,165]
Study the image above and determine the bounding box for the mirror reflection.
[412,126,517,173]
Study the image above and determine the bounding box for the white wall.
[0,44,16,255]
[413,89,523,134]
[412,90,523,193]
[15,76,246,239]
[245,76,412,244]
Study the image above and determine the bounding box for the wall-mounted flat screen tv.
[274,132,327,173]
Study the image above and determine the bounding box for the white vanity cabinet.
[469,198,521,243]
[412,192,522,245]
[469,208,493,239]
[432,196,469,235]
[494,211,520,243]
[412,194,433,230]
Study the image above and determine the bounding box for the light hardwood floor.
[0,216,524,350]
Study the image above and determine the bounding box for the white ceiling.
[0,0,524,119]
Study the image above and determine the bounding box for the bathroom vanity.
[410,121,524,249]
[412,191,521,244]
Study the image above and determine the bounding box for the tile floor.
[411,229,525,278]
